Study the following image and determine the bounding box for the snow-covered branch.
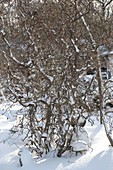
[71,39,80,53]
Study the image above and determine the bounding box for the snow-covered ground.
[0,102,113,170]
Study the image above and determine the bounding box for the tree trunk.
[96,57,103,124]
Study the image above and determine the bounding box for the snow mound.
[70,140,88,151]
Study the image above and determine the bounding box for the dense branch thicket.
[1,0,113,155]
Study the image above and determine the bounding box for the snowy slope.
[0,103,113,170]
[56,125,112,170]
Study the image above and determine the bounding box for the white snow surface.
[70,140,88,151]
[0,102,113,170]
